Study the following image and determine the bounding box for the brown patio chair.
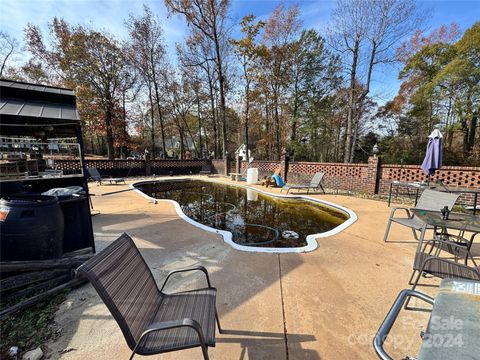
[383,189,459,242]
[410,237,480,292]
[404,237,480,310]
[76,233,222,360]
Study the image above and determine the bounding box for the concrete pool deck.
[45,176,461,359]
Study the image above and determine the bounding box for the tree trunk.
[152,69,166,159]
[244,76,250,161]
[207,74,218,159]
[104,102,115,160]
[264,93,271,160]
[344,38,360,163]
[467,114,477,154]
[291,72,300,141]
[274,89,280,161]
[147,83,156,158]
[212,24,228,169]
[196,87,203,159]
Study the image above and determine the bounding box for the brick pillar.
[367,155,381,194]
[280,149,289,183]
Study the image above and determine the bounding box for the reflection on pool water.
[135,180,349,248]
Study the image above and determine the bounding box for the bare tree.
[126,5,168,158]
[330,0,422,162]
[165,0,230,169]
[177,29,218,158]
[0,31,19,77]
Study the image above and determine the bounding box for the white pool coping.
[130,177,357,253]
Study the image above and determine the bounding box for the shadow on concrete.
[46,210,311,359]
[218,330,318,360]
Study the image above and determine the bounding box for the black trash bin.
[58,195,92,253]
[0,195,64,261]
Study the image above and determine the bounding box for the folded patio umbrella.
[421,129,443,178]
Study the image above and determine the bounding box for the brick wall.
[379,164,480,207]
[240,160,280,179]
[379,164,480,193]
[235,157,480,205]
[56,159,210,177]
[211,159,227,175]
[73,157,479,205]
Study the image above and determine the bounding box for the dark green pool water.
[136,180,348,248]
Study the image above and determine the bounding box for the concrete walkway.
[46,177,441,359]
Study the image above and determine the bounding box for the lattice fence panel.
[379,165,480,194]
[239,161,280,179]
[151,160,209,175]
[288,162,370,192]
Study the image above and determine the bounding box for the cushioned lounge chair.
[77,233,222,360]
[280,172,326,195]
[87,167,125,185]
[383,189,459,242]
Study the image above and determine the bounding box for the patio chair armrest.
[131,318,207,359]
[373,289,434,360]
[389,207,413,219]
[142,318,204,337]
[422,238,475,262]
[160,265,213,292]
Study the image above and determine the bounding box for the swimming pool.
[134,179,356,253]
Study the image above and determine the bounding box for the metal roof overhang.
[0,80,81,138]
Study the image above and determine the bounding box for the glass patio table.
[417,278,480,360]
[411,208,480,253]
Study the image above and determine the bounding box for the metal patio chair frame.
[410,237,480,292]
[77,233,222,360]
[280,172,326,195]
[86,167,125,185]
[383,189,459,242]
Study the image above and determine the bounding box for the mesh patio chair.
[280,172,326,194]
[383,189,459,242]
[76,233,222,360]
[404,237,480,310]
[409,237,480,291]
[86,167,125,185]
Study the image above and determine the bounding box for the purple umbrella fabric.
[421,129,443,176]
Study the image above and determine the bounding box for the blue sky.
[1,0,479,102]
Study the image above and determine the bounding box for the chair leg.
[383,220,393,242]
[215,309,223,333]
[200,341,209,360]
[411,228,419,241]
[405,271,422,310]
[408,269,417,285]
